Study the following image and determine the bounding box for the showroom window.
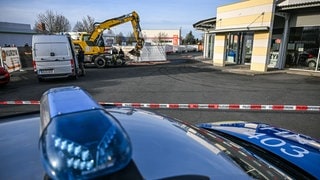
[286,26,320,71]
[225,33,240,64]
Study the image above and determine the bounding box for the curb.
[126,60,170,66]
[194,57,320,77]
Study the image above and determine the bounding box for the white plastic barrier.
[139,46,167,62]
[172,45,198,53]
[112,45,167,62]
[0,47,22,73]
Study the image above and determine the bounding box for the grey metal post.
[277,12,290,69]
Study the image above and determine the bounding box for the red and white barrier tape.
[0,100,40,105]
[101,102,320,111]
[1,101,318,112]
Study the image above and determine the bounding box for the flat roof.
[277,0,320,10]
[193,18,216,31]
[0,22,36,34]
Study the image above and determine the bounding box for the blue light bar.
[39,86,132,179]
[43,86,102,118]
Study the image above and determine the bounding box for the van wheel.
[94,57,106,68]
[71,74,79,80]
[38,77,44,82]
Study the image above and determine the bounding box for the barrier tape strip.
[0,100,40,105]
[1,101,319,112]
[102,103,320,111]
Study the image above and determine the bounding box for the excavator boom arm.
[89,11,144,51]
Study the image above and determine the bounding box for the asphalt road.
[1,52,320,139]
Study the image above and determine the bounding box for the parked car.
[298,48,319,68]
[0,86,319,179]
[0,66,10,85]
[306,57,319,68]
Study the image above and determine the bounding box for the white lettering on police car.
[280,145,309,158]
[259,126,313,145]
[246,132,265,140]
[243,131,309,158]
[260,138,286,147]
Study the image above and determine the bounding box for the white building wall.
[141,29,181,46]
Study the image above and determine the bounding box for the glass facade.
[225,33,239,64]
[286,27,320,71]
[221,27,319,71]
[225,32,253,65]
[205,34,214,59]
[242,33,253,64]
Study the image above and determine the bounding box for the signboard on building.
[0,47,22,73]
[268,51,279,68]
[173,35,179,46]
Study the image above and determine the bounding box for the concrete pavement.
[8,53,320,83]
[193,55,320,77]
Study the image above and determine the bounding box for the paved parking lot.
[1,52,320,139]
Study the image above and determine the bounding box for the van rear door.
[33,42,73,76]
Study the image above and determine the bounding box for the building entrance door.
[241,33,253,64]
[225,33,239,64]
[225,32,253,64]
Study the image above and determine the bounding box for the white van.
[32,34,79,81]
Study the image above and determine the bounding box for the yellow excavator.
[73,11,144,68]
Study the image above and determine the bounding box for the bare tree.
[153,32,168,45]
[34,10,70,33]
[55,15,71,32]
[73,15,95,32]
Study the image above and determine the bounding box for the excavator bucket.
[128,48,141,57]
[128,40,144,57]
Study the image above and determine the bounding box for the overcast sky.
[0,0,238,38]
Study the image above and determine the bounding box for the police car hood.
[197,121,320,178]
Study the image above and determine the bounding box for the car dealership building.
[194,0,320,72]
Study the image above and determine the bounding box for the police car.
[0,86,319,179]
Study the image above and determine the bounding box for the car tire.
[307,61,316,68]
[94,57,106,68]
